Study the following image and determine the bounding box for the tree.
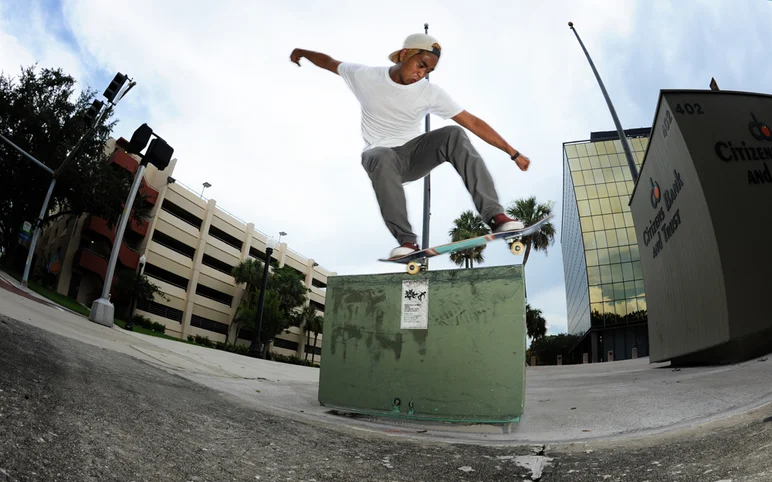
[505,197,556,266]
[530,333,581,365]
[0,65,149,271]
[111,268,168,320]
[296,304,324,362]
[232,290,284,358]
[227,258,264,345]
[448,210,491,269]
[526,303,548,344]
[267,266,310,319]
[228,260,309,355]
[309,316,323,365]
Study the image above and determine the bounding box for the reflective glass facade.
[561,134,649,338]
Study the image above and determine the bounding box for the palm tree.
[526,303,548,343]
[506,197,556,266]
[448,210,491,269]
[226,258,264,346]
[296,304,323,361]
[309,316,323,365]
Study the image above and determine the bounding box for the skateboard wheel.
[510,241,525,255]
[407,262,421,275]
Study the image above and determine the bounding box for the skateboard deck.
[379,214,553,274]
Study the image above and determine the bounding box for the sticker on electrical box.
[401,280,428,329]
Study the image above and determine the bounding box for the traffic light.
[84,99,104,126]
[144,137,173,171]
[103,73,127,103]
[127,123,153,155]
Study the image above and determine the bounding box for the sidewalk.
[2,270,771,447]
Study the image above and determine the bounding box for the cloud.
[527,284,569,335]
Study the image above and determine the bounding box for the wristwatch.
[511,152,520,161]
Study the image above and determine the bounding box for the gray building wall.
[629,89,772,363]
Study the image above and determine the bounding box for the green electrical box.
[317,265,527,423]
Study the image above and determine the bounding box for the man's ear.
[398,48,408,62]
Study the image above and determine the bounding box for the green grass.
[2,268,92,316]
[30,283,91,316]
[112,318,187,342]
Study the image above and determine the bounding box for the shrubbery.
[185,334,317,366]
[131,315,166,334]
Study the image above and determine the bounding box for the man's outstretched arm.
[290,49,341,74]
[452,110,530,171]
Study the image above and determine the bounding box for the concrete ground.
[1,270,772,481]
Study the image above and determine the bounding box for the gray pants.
[361,125,504,245]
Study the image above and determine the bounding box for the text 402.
[675,103,704,115]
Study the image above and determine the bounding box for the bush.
[270,353,316,367]
[131,315,165,334]
[187,334,214,347]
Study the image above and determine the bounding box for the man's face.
[397,51,438,84]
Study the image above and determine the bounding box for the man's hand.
[289,48,340,74]
[290,48,305,66]
[512,151,530,171]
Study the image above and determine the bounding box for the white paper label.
[400,280,429,329]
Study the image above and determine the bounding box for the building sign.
[642,169,685,259]
[714,112,772,185]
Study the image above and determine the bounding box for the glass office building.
[561,128,650,363]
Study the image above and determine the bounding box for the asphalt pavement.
[1,272,772,481]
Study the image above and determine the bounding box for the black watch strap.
[511,152,520,161]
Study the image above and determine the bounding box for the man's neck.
[388,65,405,85]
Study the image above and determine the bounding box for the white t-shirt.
[337,62,464,151]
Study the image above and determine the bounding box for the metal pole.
[249,246,273,358]
[100,162,146,300]
[568,22,638,182]
[19,105,113,286]
[0,134,54,175]
[89,161,147,326]
[21,178,56,286]
[52,104,112,178]
[421,22,432,265]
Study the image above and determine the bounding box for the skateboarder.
[290,33,531,258]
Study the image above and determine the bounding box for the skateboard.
[379,214,554,275]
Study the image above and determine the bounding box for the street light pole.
[421,22,432,268]
[568,21,638,182]
[200,181,211,198]
[249,237,277,358]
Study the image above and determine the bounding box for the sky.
[1,0,770,335]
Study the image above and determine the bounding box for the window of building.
[161,199,203,229]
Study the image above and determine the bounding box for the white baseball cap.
[388,33,442,63]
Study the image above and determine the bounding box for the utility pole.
[421,22,432,268]
[568,22,638,182]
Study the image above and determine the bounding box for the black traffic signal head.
[103,72,128,103]
[128,123,153,155]
[144,137,173,171]
[83,99,104,126]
